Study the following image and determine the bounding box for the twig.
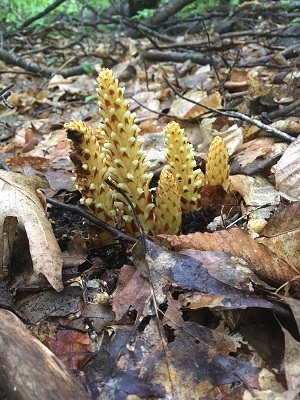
[105,178,146,246]
[0,160,11,171]
[19,0,67,29]
[239,152,283,176]
[136,22,177,44]
[143,49,212,65]
[130,96,178,119]
[222,49,240,86]
[0,48,87,78]
[0,84,14,109]
[266,98,300,121]
[202,20,227,108]
[164,78,295,143]
[46,197,137,245]
[237,44,300,68]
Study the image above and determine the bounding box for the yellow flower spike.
[66,69,232,244]
[65,118,116,244]
[155,167,182,234]
[205,136,230,191]
[96,68,155,235]
[165,121,204,212]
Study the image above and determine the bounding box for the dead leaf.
[162,292,185,329]
[257,202,300,274]
[16,286,82,324]
[180,249,272,292]
[274,135,300,200]
[243,368,297,399]
[62,233,87,269]
[94,316,263,399]
[231,137,287,171]
[111,264,151,320]
[160,228,298,286]
[169,90,221,119]
[271,119,300,136]
[230,174,280,219]
[44,329,90,370]
[132,238,274,310]
[276,296,300,391]
[0,171,63,291]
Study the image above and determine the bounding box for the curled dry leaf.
[230,174,280,219]
[230,137,285,172]
[257,201,300,274]
[169,90,221,119]
[277,296,300,391]
[274,135,300,200]
[160,228,298,287]
[0,171,63,292]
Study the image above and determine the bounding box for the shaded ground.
[0,1,300,399]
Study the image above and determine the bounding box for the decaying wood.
[0,309,90,400]
[144,0,194,26]
[0,48,86,78]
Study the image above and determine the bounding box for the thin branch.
[0,84,14,109]
[202,20,227,108]
[0,48,87,78]
[164,78,295,143]
[143,49,212,66]
[19,0,67,29]
[46,197,138,245]
[105,179,146,242]
[266,98,300,121]
[130,96,178,119]
[0,160,11,171]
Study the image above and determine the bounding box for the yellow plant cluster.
[65,68,229,243]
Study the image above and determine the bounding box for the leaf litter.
[1,2,300,399]
[0,170,63,292]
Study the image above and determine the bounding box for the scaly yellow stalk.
[164,121,204,212]
[96,68,155,235]
[65,118,115,244]
[205,136,230,191]
[155,167,182,234]
[66,69,231,244]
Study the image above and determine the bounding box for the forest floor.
[0,1,300,399]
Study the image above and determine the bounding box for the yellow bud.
[205,136,230,192]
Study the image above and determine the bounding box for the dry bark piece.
[0,171,63,292]
[0,309,90,400]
